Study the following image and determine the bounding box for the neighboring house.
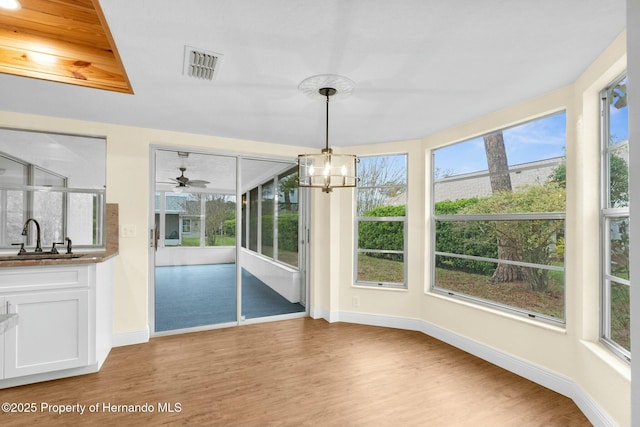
[383,157,564,207]
[434,157,563,203]
[155,193,201,246]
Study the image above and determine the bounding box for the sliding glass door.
[153,149,238,332]
[150,148,307,335]
[240,159,305,321]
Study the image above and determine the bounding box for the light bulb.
[341,165,347,176]
[309,165,315,176]
[0,0,21,10]
[323,161,331,177]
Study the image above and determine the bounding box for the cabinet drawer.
[0,266,90,293]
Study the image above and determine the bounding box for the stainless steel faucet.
[21,218,43,253]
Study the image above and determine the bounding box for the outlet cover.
[121,224,137,238]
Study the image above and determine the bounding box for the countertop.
[0,249,118,268]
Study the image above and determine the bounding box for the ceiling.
[0,0,627,149]
[0,0,131,93]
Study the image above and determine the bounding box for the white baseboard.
[331,310,616,427]
[112,326,150,347]
[309,305,329,320]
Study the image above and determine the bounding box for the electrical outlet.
[352,296,360,307]
[120,224,137,238]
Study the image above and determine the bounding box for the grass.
[435,268,565,319]
[180,236,236,246]
[357,254,404,284]
[360,254,630,348]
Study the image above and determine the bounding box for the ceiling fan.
[169,167,209,188]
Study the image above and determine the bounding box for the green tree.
[357,156,406,215]
[483,131,521,282]
[204,195,236,245]
[549,154,627,206]
[278,172,298,212]
[460,183,566,292]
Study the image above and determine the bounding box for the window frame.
[0,151,106,250]
[600,73,631,362]
[430,112,567,324]
[354,153,408,289]
[242,166,300,270]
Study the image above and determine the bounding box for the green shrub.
[358,205,404,261]
[223,218,236,236]
[278,212,299,252]
[434,198,496,275]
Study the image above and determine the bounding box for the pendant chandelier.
[298,74,358,193]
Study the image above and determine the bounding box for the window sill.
[352,283,408,292]
[580,340,631,380]
[427,289,567,334]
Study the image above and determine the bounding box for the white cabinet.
[4,290,89,378]
[0,296,4,379]
[0,261,113,388]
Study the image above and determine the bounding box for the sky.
[434,104,629,178]
[434,112,567,177]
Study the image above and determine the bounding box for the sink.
[0,253,84,262]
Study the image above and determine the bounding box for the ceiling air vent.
[183,46,223,81]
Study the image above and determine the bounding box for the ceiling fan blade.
[188,179,210,186]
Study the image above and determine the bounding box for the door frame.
[148,145,309,336]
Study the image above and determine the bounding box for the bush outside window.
[432,112,566,322]
[355,154,407,288]
[155,192,236,247]
[242,167,300,268]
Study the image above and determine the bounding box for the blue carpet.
[154,264,305,332]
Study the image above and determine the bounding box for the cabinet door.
[4,290,89,378]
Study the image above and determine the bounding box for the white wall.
[154,246,235,266]
[240,249,301,303]
[0,25,632,427]
[0,113,303,336]
[310,33,630,426]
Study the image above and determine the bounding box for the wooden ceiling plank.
[0,0,132,94]
[0,13,110,50]
[0,28,119,65]
[0,50,130,93]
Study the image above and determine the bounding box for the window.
[156,192,236,247]
[261,180,275,257]
[242,166,300,268]
[601,74,630,360]
[204,194,236,247]
[355,154,407,288]
[432,112,566,322]
[277,168,299,267]
[249,187,259,252]
[0,151,104,250]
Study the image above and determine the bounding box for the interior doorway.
[149,147,308,335]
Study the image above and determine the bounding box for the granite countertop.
[0,203,119,268]
[0,249,118,268]
[0,313,18,333]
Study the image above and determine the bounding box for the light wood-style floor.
[1,318,591,426]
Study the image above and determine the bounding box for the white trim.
[0,362,101,390]
[309,305,329,320]
[112,326,150,347]
[333,310,616,427]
